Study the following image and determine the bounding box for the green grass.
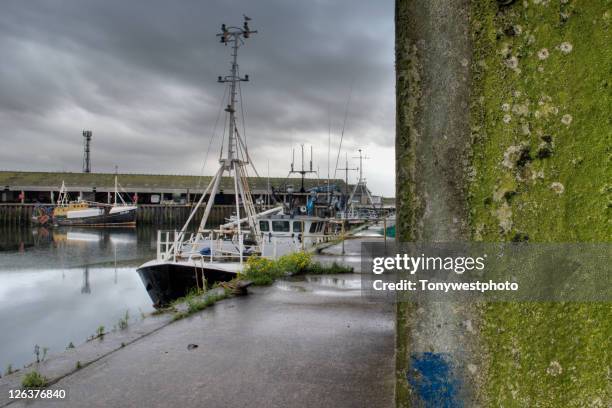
[240,252,353,286]
[171,288,229,321]
[0,170,348,192]
[304,261,353,275]
[470,1,611,405]
[22,371,47,389]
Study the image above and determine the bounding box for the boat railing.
[156,227,344,263]
[156,229,257,264]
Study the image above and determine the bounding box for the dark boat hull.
[137,262,236,307]
[55,208,136,227]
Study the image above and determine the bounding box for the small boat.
[54,205,136,227]
[32,177,137,227]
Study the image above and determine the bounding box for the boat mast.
[337,153,357,216]
[176,17,260,246]
[218,18,258,236]
[348,148,375,209]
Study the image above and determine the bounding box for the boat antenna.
[287,144,317,193]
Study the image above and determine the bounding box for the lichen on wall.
[469,0,612,405]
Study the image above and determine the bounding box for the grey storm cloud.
[0,0,395,195]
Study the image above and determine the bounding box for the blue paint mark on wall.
[407,352,462,408]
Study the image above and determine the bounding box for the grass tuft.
[117,310,129,330]
[22,371,47,389]
[240,252,353,285]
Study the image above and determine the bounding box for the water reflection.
[0,226,158,372]
[275,273,362,299]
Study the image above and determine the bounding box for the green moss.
[470,1,611,405]
[470,0,611,242]
[395,302,413,408]
[394,0,422,242]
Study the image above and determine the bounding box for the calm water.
[0,225,160,372]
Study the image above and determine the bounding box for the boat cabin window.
[272,220,290,232]
[259,220,270,232]
[293,221,302,232]
[309,222,318,233]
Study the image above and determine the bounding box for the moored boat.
[32,177,137,227]
[137,19,339,305]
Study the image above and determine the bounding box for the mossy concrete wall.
[396,0,611,406]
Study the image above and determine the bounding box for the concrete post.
[395,0,479,406]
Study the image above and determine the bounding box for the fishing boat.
[137,18,337,306]
[32,177,137,227]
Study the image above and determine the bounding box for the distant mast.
[82,130,92,173]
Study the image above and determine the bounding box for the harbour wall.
[0,204,241,227]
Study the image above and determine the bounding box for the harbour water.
[0,226,160,372]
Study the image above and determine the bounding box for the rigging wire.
[235,75,260,177]
[238,75,247,153]
[195,85,228,195]
[333,81,354,180]
[219,96,228,161]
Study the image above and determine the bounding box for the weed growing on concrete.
[33,345,48,363]
[34,345,40,363]
[241,252,353,285]
[306,261,353,275]
[172,292,228,321]
[118,310,129,330]
[22,371,47,389]
[186,292,226,314]
[241,256,282,285]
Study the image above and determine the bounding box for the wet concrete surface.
[317,231,389,273]
[13,269,395,407]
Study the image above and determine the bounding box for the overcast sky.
[0,0,395,196]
